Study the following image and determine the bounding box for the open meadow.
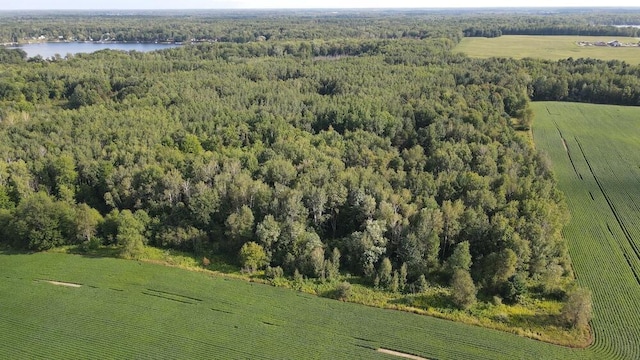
[532,102,640,360]
[455,36,640,64]
[0,252,591,360]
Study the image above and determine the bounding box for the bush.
[79,236,102,252]
[561,287,593,328]
[265,265,284,280]
[500,274,527,304]
[334,281,352,301]
[415,274,428,293]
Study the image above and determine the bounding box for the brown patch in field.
[377,348,428,360]
[43,280,82,288]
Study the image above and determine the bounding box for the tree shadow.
[507,313,565,329]
[389,292,456,311]
[64,246,121,258]
[0,246,28,255]
[0,243,120,258]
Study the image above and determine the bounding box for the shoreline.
[2,40,185,47]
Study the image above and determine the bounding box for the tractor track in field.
[553,121,581,179]
[574,136,640,285]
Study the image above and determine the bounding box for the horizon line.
[3,6,640,11]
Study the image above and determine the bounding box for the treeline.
[0,11,458,44]
[4,9,640,47]
[462,10,640,38]
[465,25,639,38]
[527,58,640,106]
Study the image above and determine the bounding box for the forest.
[2,9,640,330]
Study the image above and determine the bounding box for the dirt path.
[377,348,428,360]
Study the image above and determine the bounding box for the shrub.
[265,265,284,280]
[202,257,211,267]
[415,274,428,293]
[451,269,477,310]
[334,281,352,301]
[500,274,527,304]
[561,287,593,328]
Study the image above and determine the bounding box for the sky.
[3,0,639,10]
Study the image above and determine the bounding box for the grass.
[0,251,594,359]
[39,244,592,347]
[532,102,640,360]
[454,36,640,64]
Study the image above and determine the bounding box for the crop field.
[0,252,591,360]
[455,36,640,64]
[532,102,640,360]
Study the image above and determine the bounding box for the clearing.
[455,35,640,64]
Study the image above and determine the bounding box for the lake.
[613,25,640,29]
[8,42,182,59]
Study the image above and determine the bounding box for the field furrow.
[0,252,592,359]
[532,102,640,360]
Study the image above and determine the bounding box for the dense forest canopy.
[1,9,638,309]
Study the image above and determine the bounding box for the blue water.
[613,25,640,29]
[8,42,182,59]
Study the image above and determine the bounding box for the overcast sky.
[3,0,639,10]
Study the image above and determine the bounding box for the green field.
[0,252,591,359]
[532,102,640,360]
[455,36,640,64]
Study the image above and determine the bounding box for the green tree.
[49,153,78,202]
[483,248,518,290]
[390,270,400,293]
[255,214,281,253]
[415,274,428,293]
[377,257,393,289]
[180,134,204,155]
[9,192,66,251]
[74,203,104,246]
[324,247,341,281]
[348,219,387,277]
[69,84,101,108]
[0,185,13,209]
[451,269,477,310]
[6,160,33,204]
[187,182,220,228]
[561,287,593,328]
[225,205,255,250]
[446,241,472,275]
[441,199,464,259]
[239,241,268,272]
[500,273,527,304]
[117,209,146,259]
[399,262,408,292]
